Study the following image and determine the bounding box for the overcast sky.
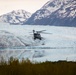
[0,0,49,15]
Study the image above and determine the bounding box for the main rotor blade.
[37,30,46,33]
[29,32,32,33]
[29,30,46,33]
[41,32,52,34]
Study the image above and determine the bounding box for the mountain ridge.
[0,10,31,25]
[25,0,76,26]
[0,0,76,26]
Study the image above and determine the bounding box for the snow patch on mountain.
[38,0,76,19]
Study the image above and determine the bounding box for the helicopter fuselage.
[33,32,42,40]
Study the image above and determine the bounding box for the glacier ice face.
[0,30,25,48]
[0,24,76,62]
[0,30,45,49]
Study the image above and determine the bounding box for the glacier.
[0,23,76,62]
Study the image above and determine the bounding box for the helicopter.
[30,30,52,40]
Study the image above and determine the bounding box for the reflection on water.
[0,46,76,62]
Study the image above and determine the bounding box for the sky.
[0,0,49,15]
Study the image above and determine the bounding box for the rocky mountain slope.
[25,0,76,26]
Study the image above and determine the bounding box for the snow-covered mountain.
[25,0,76,26]
[0,10,31,24]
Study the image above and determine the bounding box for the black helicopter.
[31,30,52,40]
